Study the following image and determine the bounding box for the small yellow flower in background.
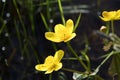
[99,9,120,21]
[35,50,64,74]
[45,19,76,42]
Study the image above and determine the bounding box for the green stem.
[0,18,15,49]
[40,13,50,31]
[13,0,27,38]
[81,51,91,72]
[106,21,110,35]
[63,57,78,60]
[51,42,57,51]
[0,17,6,35]
[84,35,91,72]
[23,42,30,62]
[58,0,65,25]
[46,0,50,20]
[98,50,120,59]
[49,74,52,80]
[27,39,40,63]
[28,0,35,36]
[74,13,82,32]
[111,20,114,34]
[14,20,23,56]
[41,13,57,51]
[62,68,85,74]
[66,42,89,72]
[0,22,5,35]
[94,51,117,74]
[1,1,6,17]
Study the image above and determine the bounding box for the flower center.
[63,34,70,41]
[49,64,57,70]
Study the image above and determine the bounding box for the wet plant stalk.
[106,21,110,35]
[13,0,27,38]
[49,74,52,80]
[0,20,5,35]
[58,0,65,25]
[40,13,50,31]
[14,20,23,56]
[1,0,6,17]
[94,51,118,74]
[84,35,91,72]
[28,39,40,63]
[66,42,89,72]
[46,0,50,19]
[111,20,114,34]
[41,13,57,51]
[63,57,78,60]
[23,42,31,63]
[62,68,85,74]
[28,0,35,36]
[74,13,82,32]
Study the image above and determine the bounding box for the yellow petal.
[103,11,116,19]
[115,10,120,20]
[99,16,111,21]
[45,68,54,74]
[54,63,62,71]
[35,56,54,71]
[100,11,116,21]
[54,24,66,34]
[64,33,76,42]
[35,64,48,71]
[45,32,63,42]
[44,56,54,65]
[45,63,62,74]
[66,19,74,34]
[54,50,64,63]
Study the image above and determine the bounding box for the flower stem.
[58,0,65,25]
[94,51,117,74]
[1,0,6,17]
[66,42,89,72]
[111,20,114,34]
[40,13,50,31]
[13,0,27,38]
[74,13,82,32]
[63,57,78,60]
[14,20,23,56]
[62,68,85,74]
[106,21,110,35]
[27,39,40,63]
[49,74,52,80]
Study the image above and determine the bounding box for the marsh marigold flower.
[35,50,64,74]
[99,9,120,21]
[45,19,76,42]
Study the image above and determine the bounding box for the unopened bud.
[100,26,107,33]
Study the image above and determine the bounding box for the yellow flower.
[35,50,64,74]
[45,19,76,42]
[99,9,120,21]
